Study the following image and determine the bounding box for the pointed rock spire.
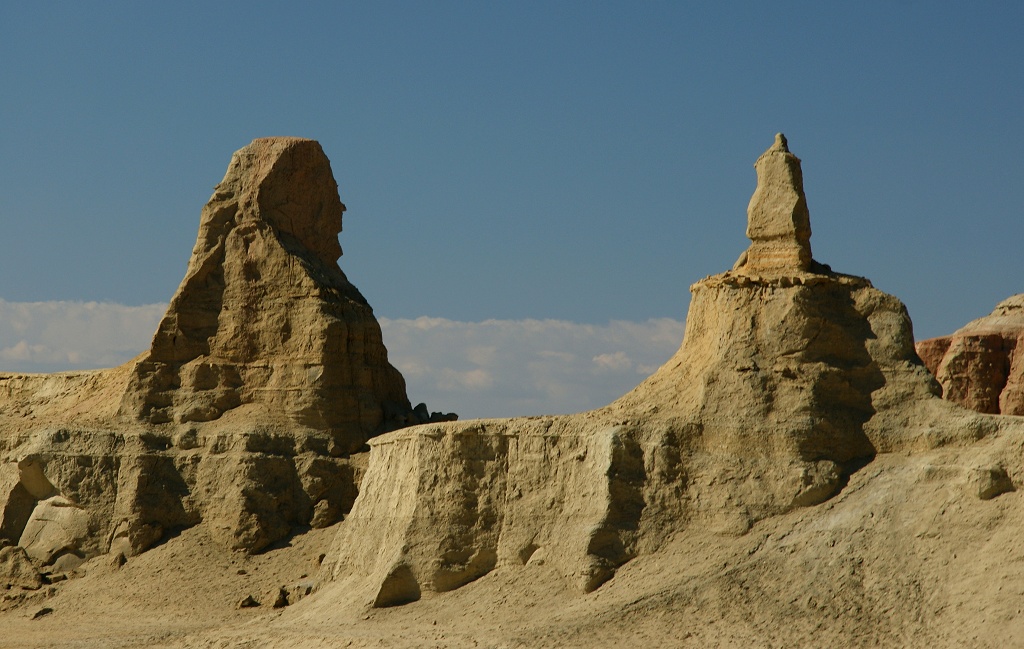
[118,137,413,451]
[740,133,813,272]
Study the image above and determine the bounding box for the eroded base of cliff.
[2,423,1024,648]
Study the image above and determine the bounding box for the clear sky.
[1,3,1021,417]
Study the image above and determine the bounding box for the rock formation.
[314,134,989,609]
[0,138,418,567]
[734,133,813,273]
[3,134,1024,648]
[917,294,1024,415]
[118,137,411,451]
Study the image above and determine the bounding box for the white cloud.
[0,340,46,362]
[0,299,165,372]
[379,317,685,419]
[592,351,633,372]
[0,301,686,419]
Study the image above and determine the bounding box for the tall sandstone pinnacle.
[0,137,418,563]
[313,134,997,611]
[118,137,412,453]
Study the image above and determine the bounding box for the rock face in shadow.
[917,295,1024,415]
[314,134,993,610]
[0,138,415,564]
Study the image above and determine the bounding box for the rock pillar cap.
[739,133,813,273]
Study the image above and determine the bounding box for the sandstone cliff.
[917,294,1024,415]
[0,138,417,575]
[313,134,1003,610]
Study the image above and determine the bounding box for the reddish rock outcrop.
[917,295,1024,415]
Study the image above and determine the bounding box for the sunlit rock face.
[735,133,813,273]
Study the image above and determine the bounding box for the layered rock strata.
[315,135,994,609]
[0,138,416,567]
[917,294,1024,415]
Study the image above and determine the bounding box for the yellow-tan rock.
[736,133,813,273]
[0,138,416,562]
[119,137,411,451]
[314,135,996,609]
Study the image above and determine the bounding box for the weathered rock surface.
[917,294,1024,415]
[120,137,411,445]
[315,134,996,610]
[2,135,1024,648]
[0,138,416,562]
[0,545,43,590]
[734,133,813,273]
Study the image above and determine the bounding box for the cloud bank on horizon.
[0,300,165,371]
[379,316,685,418]
[0,300,684,419]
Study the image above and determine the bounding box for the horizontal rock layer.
[0,427,362,564]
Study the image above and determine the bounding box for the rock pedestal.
[314,135,981,610]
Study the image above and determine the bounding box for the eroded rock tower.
[0,138,418,571]
[119,137,412,452]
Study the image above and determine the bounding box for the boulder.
[18,496,90,566]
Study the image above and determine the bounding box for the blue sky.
[1,3,1021,417]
